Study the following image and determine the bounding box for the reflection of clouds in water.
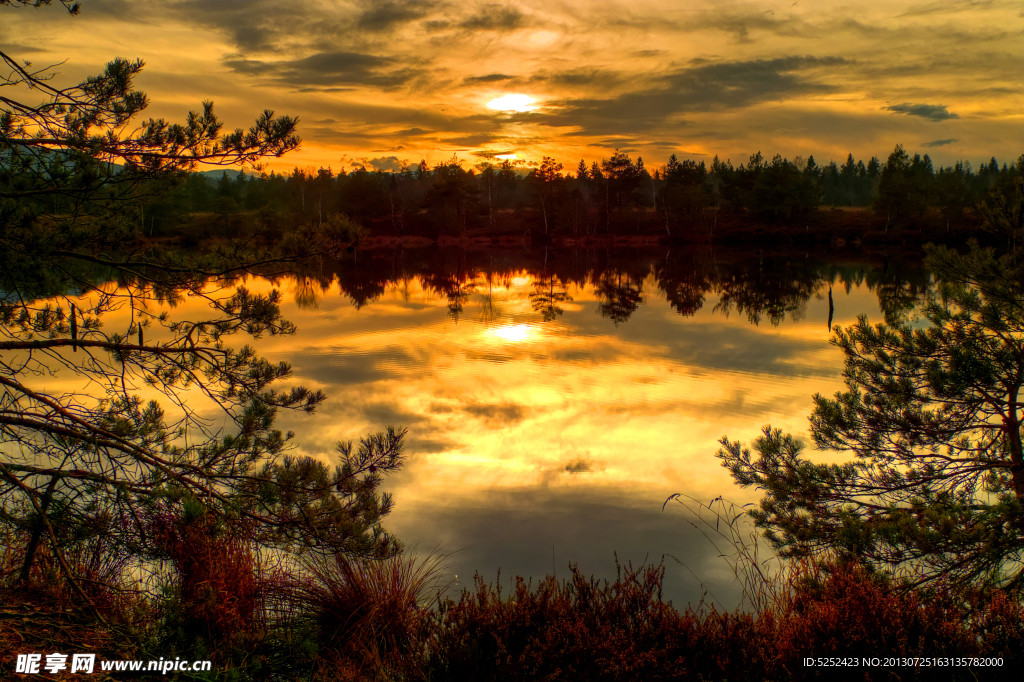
[459,401,530,429]
[391,487,751,610]
[258,267,886,605]
[271,272,877,493]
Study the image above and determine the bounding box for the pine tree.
[0,1,405,605]
[719,243,1024,591]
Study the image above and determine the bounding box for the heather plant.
[149,506,265,658]
[0,526,154,677]
[422,559,763,682]
[419,556,1022,681]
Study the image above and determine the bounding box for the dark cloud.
[394,127,431,136]
[223,50,422,88]
[358,401,430,428]
[220,56,264,75]
[835,18,890,36]
[563,457,594,474]
[464,73,515,84]
[404,436,459,454]
[181,0,301,52]
[302,127,378,143]
[694,9,811,43]
[459,5,526,32]
[921,138,959,148]
[460,401,529,429]
[295,87,356,93]
[367,155,404,171]
[442,133,500,146]
[356,1,434,32]
[898,0,995,18]
[423,19,451,31]
[471,149,517,158]
[181,0,433,52]
[884,103,960,121]
[531,68,623,87]
[0,42,48,54]
[390,486,753,610]
[294,346,417,385]
[538,56,848,136]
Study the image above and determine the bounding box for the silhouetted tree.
[876,144,914,229]
[1,2,405,607]
[530,156,563,235]
[719,244,1024,591]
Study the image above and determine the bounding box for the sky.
[3,0,1021,173]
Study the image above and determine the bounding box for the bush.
[149,508,267,661]
[422,557,1023,681]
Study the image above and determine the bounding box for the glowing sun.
[486,94,537,112]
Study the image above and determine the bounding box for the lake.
[8,244,930,609]
[242,245,928,609]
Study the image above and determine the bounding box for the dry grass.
[288,550,450,681]
[0,526,151,680]
[3,504,1020,681]
[147,508,271,662]
[663,493,786,613]
[415,496,1023,680]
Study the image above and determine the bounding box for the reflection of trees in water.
[712,256,819,327]
[530,273,573,322]
[422,270,475,323]
[863,259,933,326]
[595,270,644,326]
[287,247,934,328]
[654,248,715,317]
[476,256,518,324]
[336,258,389,310]
[293,277,327,310]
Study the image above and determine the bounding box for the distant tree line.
[122,145,1022,240]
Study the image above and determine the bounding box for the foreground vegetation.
[3,524,1021,681]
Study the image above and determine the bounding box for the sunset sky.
[4,0,1021,173]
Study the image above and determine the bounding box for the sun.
[486,94,537,113]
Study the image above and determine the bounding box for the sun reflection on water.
[493,323,532,342]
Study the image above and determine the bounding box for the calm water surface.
[243,248,903,609]
[19,247,922,608]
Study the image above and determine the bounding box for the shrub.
[423,559,767,682]
[422,557,1023,681]
[149,507,265,657]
